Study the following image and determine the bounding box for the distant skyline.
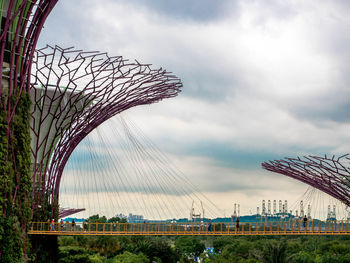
[39,0,350,219]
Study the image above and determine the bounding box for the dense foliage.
[58,235,350,263]
[58,235,178,263]
[0,92,32,262]
[57,216,350,263]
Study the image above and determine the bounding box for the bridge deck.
[29,221,350,236]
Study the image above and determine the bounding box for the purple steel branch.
[262,154,350,206]
[30,45,182,214]
[59,208,86,219]
[0,0,57,113]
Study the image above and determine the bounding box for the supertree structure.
[262,154,350,207]
[30,45,182,218]
[0,1,57,261]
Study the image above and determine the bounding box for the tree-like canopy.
[262,154,350,206]
[30,45,182,213]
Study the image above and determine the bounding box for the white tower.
[327,205,331,219]
[262,200,266,216]
[307,205,311,219]
[273,200,277,215]
[300,201,304,217]
[268,200,271,215]
[279,200,282,214]
[284,200,288,214]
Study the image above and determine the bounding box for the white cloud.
[125,95,350,155]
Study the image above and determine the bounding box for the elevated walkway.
[29,220,350,236]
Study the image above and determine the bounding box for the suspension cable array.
[60,114,223,220]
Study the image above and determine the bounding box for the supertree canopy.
[262,154,350,207]
[30,45,182,217]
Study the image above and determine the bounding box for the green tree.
[213,236,237,253]
[58,246,90,263]
[260,240,287,263]
[342,254,350,263]
[111,251,149,263]
[108,217,121,223]
[89,254,105,263]
[135,237,179,263]
[290,251,315,263]
[235,240,253,258]
[286,240,302,256]
[302,237,321,253]
[329,242,350,255]
[59,236,77,247]
[88,215,107,223]
[318,253,342,263]
[176,236,205,259]
[88,236,121,257]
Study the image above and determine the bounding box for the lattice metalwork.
[59,208,85,219]
[1,0,57,110]
[30,45,182,215]
[262,154,350,206]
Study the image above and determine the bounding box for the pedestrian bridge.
[29,220,350,236]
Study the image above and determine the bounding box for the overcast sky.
[38,0,350,219]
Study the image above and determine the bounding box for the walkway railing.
[28,220,350,236]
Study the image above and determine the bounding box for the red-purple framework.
[0,1,57,217]
[59,208,85,219]
[30,45,182,215]
[262,154,350,206]
[0,0,57,114]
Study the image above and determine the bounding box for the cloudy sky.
[38,0,350,219]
